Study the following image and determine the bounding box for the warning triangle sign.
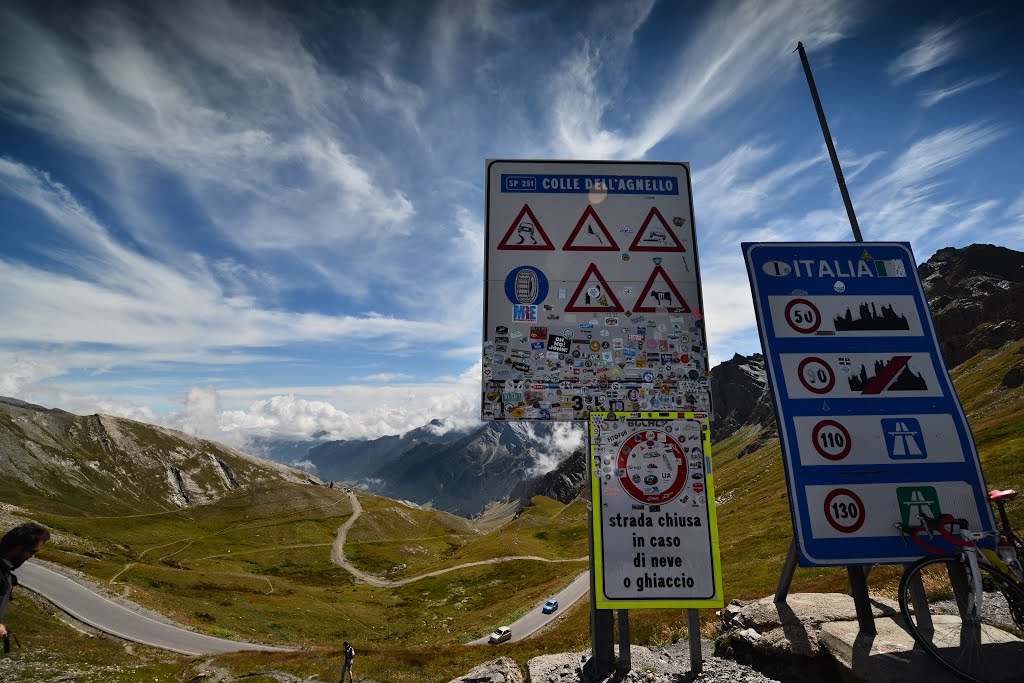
[563,205,619,251]
[565,263,624,312]
[497,204,555,250]
[632,265,691,313]
[628,207,686,252]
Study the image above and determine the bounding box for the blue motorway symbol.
[881,418,927,460]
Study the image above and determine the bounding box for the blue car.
[542,599,559,614]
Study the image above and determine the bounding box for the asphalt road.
[16,560,290,655]
[469,570,591,645]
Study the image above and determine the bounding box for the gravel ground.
[531,640,784,683]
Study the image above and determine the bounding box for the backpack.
[346,645,355,661]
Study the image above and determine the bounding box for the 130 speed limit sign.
[823,488,865,533]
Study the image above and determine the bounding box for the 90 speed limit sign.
[797,357,835,394]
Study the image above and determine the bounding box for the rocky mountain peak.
[918,243,1024,367]
[0,400,315,515]
[709,352,773,442]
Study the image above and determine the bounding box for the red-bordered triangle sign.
[633,265,692,313]
[497,204,555,250]
[565,263,624,312]
[563,205,619,251]
[628,207,686,252]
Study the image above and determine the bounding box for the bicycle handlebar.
[896,513,975,553]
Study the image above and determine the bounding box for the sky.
[1,0,1022,447]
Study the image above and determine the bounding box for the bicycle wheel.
[899,554,1024,682]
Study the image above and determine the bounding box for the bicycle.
[895,489,1024,682]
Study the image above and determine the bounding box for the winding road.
[16,561,289,655]
[331,490,591,642]
[330,490,587,588]
[18,489,589,653]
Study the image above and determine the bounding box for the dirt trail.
[330,490,586,587]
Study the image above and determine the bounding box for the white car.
[488,626,512,644]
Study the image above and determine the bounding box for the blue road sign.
[881,418,927,460]
[743,242,994,566]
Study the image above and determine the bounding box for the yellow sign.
[590,411,723,609]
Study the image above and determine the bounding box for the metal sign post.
[586,460,616,680]
[616,610,631,674]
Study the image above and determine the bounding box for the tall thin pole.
[586,466,615,680]
[795,41,863,242]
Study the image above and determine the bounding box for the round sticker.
[762,260,792,277]
[615,430,687,505]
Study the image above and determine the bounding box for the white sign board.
[590,412,723,609]
[482,160,710,421]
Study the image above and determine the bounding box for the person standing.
[1,522,51,647]
[339,640,355,682]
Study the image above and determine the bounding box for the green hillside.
[2,339,1022,681]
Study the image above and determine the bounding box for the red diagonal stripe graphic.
[861,355,911,395]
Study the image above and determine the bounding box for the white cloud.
[860,122,1005,245]
[165,363,486,443]
[0,158,469,355]
[0,2,432,308]
[551,0,856,158]
[1007,192,1024,222]
[360,373,414,382]
[695,144,825,231]
[920,72,1004,107]
[527,422,586,475]
[887,21,963,84]
[0,353,65,399]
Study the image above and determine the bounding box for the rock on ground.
[527,643,782,683]
[448,656,524,683]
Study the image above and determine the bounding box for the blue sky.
[0,0,1021,445]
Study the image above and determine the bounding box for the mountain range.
[2,243,1021,519]
[269,242,1024,514]
[0,396,315,516]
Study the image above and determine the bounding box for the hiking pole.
[2,632,21,653]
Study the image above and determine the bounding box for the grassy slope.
[6,340,1022,681]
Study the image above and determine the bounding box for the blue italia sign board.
[743,242,995,566]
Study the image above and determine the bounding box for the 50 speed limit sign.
[784,298,821,334]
